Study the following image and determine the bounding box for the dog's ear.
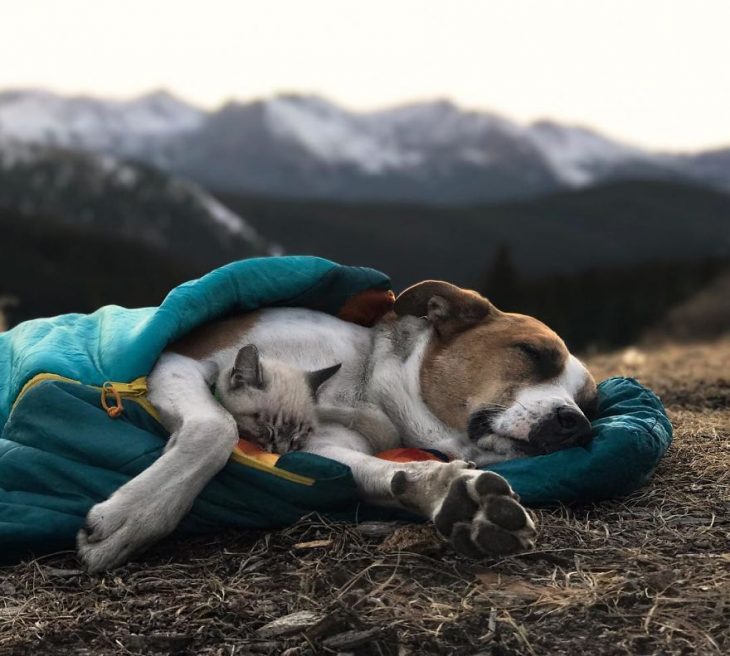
[394,280,498,340]
[307,363,342,397]
[231,344,264,389]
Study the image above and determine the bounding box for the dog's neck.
[366,314,484,460]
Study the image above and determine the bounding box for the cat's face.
[235,403,314,455]
[216,344,341,454]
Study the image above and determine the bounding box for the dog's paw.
[391,464,536,557]
[77,493,167,573]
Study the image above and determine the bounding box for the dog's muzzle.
[527,406,593,454]
[468,405,594,455]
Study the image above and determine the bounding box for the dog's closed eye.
[515,342,563,379]
[515,343,542,361]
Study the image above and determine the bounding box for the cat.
[215,344,400,455]
[214,344,340,454]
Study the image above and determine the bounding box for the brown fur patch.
[420,312,569,429]
[169,312,260,360]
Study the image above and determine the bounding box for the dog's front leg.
[307,424,537,557]
[77,353,238,573]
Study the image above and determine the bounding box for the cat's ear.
[231,344,264,389]
[307,363,342,397]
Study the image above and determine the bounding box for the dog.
[77,280,598,572]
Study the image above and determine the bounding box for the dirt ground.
[1,339,728,655]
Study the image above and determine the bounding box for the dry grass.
[1,338,729,655]
[646,271,730,344]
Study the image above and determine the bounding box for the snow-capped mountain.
[0,89,726,203]
[0,89,203,165]
[0,138,269,264]
[525,121,660,186]
[165,96,560,203]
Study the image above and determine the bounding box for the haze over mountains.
[1,89,729,204]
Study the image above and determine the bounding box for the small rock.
[621,347,646,367]
[256,610,323,638]
[322,627,386,650]
[645,569,676,591]
[356,521,398,538]
[0,582,16,595]
[305,610,349,640]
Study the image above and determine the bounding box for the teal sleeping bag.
[0,257,672,563]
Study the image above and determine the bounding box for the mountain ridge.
[2,88,728,204]
[0,137,270,267]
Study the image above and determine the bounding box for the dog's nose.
[528,406,593,453]
[556,406,585,433]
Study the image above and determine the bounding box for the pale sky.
[2,0,729,151]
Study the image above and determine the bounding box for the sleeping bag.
[0,257,672,563]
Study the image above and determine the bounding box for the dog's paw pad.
[434,477,478,536]
[486,496,529,531]
[474,471,512,497]
[474,522,523,555]
[391,470,409,496]
[451,522,485,558]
